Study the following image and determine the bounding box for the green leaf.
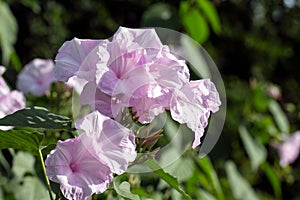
[180,2,209,43]
[10,51,22,72]
[225,161,259,200]
[0,186,3,200]
[158,156,194,190]
[197,157,224,200]
[14,177,50,200]
[113,180,140,200]
[0,150,11,175]
[12,152,36,180]
[195,189,217,200]
[158,147,194,184]
[239,125,267,171]
[18,0,41,13]
[145,158,192,200]
[268,100,290,134]
[197,0,221,34]
[165,157,194,182]
[0,106,72,130]
[0,129,43,156]
[261,162,281,199]
[0,2,18,65]
[180,34,211,78]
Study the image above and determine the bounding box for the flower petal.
[76,111,136,174]
[170,79,221,148]
[113,27,163,49]
[81,81,113,117]
[0,66,10,96]
[55,38,108,82]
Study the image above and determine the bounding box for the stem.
[38,149,54,200]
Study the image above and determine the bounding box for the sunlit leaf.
[261,162,282,199]
[198,157,224,200]
[0,2,18,65]
[195,189,217,200]
[239,125,267,171]
[0,106,72,130]
[0,129,43,156]
[113,180,140,200]
[269,100,290,134]
[180,35,211,78]
[165,157,194,182]
[12,152,36,180]
[197,0,221,34]
[158,155,194,189]
[180,2,209,44]
[225,161,259,200]
[158,146,194,184]
[145,158,192,200]
[14,177,50,200]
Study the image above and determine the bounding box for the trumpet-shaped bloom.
[45,134,112,200]
[277,131,300,167]
[17,59,56,96]
[0,66,26,130]
[45,111,136,200]
[75,111,136,174]
[98,44,190,123]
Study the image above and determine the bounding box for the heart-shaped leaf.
[0,129,43,156]
[0,106,72,130]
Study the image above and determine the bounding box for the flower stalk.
[38,148,54,200]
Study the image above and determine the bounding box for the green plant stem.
[38,148,54,200]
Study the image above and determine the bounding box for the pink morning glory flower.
[98,43,190,123]
[0,66,26,130]
[45,111,136,200]
[54,27,221,148]
[277,131,300,167]
[17,58,56,96]
[45,134,113,200]
[55,27,190,123]
[75,110,137,174]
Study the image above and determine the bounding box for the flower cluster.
[55,27,221,148]
[48,27,221,200]
[0,66,25,130]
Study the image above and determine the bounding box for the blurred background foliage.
[1,0,300,199]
